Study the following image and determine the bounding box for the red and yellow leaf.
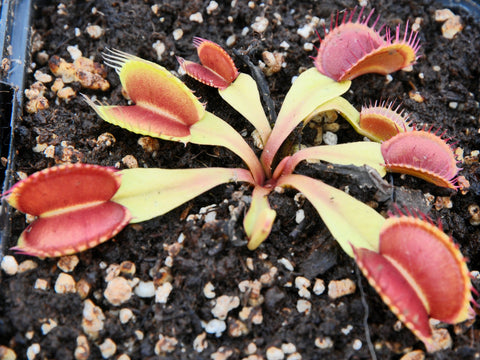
[379,214,473,324]
[314,8,420,81]
[243,186,276,250]
[179,37,238,90]
[276,174,384,256]
[354,247,432,341]
[6,164,131,257]
[195,38,238,84]
[7,164,121,215]
[12,201,130,257]
[354,212,475,351]
[359,101,412,141]
[178,58,232,89]
[299,96,411,143]
[381,129,460,189]
[86,49,205,142]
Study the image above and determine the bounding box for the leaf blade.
[190,111,265,184]
[112,167,254,223]
[281,142,386,177]
[261,69,350,174]
[243,186,276,250]
[219,73,272,145]
[277,174,384,256]
[85,55,205,142]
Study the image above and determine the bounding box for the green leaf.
[277,174,385,256]
[243,185,276,250]
[190,111,265,185]
[278,142,386,178]
[304,96,360,129]
[261,68,351,176]
[112,167,254,223]
[219,73,272,146]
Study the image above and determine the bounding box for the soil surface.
[1,0,480,359]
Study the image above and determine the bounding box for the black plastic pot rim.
[0,0,33,259]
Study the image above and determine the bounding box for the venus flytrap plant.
[5,10,459,257]
[172,22,473,349]
[4,8,477,351]
[86,48,386,254]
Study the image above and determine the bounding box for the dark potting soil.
[0,0,479,359]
